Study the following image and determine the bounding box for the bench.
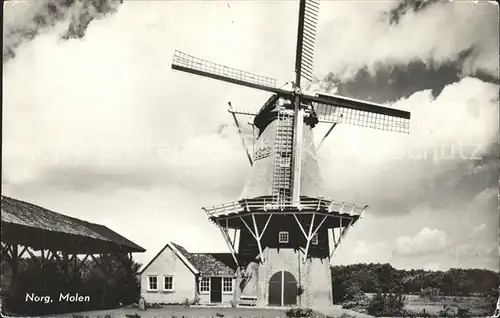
[238,295,257,307]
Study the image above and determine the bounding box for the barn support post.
[11,245,18,297]
[124,253,134,304]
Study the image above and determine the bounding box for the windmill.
[171,0,410,308]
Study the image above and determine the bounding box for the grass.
[45,305,373,318]
[47,306,288,318]
[403,294,493,316]
[363,293,493,317]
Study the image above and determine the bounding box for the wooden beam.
[303,213,316,262]
[329,218,354,265]
[293,214,308,238]
[217,224,239,267]
[251,214,265,263]
[240,215,265,263]
[291,109,305,204]
[18,245,28,259]
[316,123,337,151]
[259,215,273,240]
[240,216,258,241]
[228,101,253,166]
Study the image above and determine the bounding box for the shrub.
[341,297,368,311]
[457,307,470,317]
[297,285,305,296]
[340,283,369,311]
[419,287,440,301]
[367,291,406,317]
[345,283,365,300]
[230,299,238,308]
[438,305,455,317]
[182,298,190,307]
[145,302,163,308]
[285,307,314,317]
[189,296,200,306]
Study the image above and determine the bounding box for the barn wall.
[140,246,196,304]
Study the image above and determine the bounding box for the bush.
[343,282,365,302]
[419,287,440,301]
[297,285,305,296]
[367,292,406,317]
[340,282,369,311]
[341,297,368,311]
[438,305,455,317]
[190,296,201,306]
[230,299,237,308]
[285,307,314,317]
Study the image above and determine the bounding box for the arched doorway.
[268,271,297,306]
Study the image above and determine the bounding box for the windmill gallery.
[140,0,411,308]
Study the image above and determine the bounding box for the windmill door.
[268,271,297,306]
[210,277,222,303]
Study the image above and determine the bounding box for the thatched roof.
[1,195,145,254]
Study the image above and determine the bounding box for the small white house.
[140,242,237,305]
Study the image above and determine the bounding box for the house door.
[268,271,297,306]
[210,277,222,303]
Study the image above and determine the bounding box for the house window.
[147,276,158,291]
[164,276,174,291]
[222,277,233,293]
[311,233,319,245]
[279,231,289,243]
[200,277,210,293]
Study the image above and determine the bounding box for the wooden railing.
[202,196,368,219]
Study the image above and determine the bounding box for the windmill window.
[222,277,233,293]
[147,276,158,291]
[163,275,174,291]
[199,277,210,294]
[279,231,289,243]
[311,233,319,245]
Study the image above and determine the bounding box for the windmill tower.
[171,0,411,308]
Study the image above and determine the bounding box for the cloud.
[3,0,123,62]
[318,76,498,216]
[394,228,449,257]
[2,1,498,271]
[352,241,392,262]
[315,1,499,81]
[469,223,486,238]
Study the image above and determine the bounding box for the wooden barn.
[140,242,237,305]
[1,195,146,315]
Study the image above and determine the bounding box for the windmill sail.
[295,0,319,83]
[172,50,286,95]
[306,93,410,133]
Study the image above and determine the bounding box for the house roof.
[1,195,145,254]
[141,242,237,277]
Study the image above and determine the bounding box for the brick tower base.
[236,247,333,308]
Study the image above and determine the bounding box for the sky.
[2,0,499,272]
